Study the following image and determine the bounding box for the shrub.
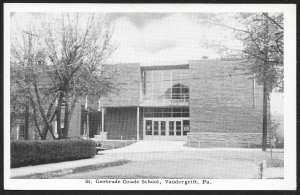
[11,139,96,168]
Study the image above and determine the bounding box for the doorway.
[144,118,190,140]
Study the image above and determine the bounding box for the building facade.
[11,60,266,146]
[87,60,265,146]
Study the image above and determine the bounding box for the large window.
[142,69,189,102]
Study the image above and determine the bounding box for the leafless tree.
[198,13,283,151]
[11,13,119,139]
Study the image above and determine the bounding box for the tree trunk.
[40,127,47,140]
[262,83,268,151]
[63,85,70,139]
[24,103,29,140]
[56,94,63,139]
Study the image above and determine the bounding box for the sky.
[11,12,243,64]
[107,13,242,63]
[10,12,283,114]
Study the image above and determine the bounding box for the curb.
[261,159,284,179]
[11,159,130,179]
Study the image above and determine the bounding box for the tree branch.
[262,13,283,30]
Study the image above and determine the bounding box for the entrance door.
[144,119,163,137]
[168,121,175,136]
[160,121,166,137]
[175,120,182,136]
[144,118,189,140]
[153,121,159,136]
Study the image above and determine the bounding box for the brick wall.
[187,132,263,148]
[189,60,264,133]
[188,60,264,145]
[101,63,141,107]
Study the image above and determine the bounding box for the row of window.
[143,107,189,118]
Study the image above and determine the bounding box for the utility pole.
[24,103,29,140]
[262,13,269,151]
[85,95,89,138]
[56,93,63,139]
[23,30,38,140]
[252,73,256,108]
[262,79,268,151]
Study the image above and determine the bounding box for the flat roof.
[140,60,189,70]
[140,60,189,67]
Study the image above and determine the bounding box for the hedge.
[11,139,96,168]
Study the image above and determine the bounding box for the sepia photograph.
[4,3,296,190]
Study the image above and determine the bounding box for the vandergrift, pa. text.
[86,179,211,185]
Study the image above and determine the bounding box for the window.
[145,120,152,135]
[161,121,166,136]
[182,107,190,117]
[183,120,190,135]
[142,69,189,102]
[153,121,159,135]
[173,108,182,117]
[162,108,172,117]
[176,121,181,135]
[153,108,163,117]
[169,121,174,136]
[143,107,189,118]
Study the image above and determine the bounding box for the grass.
[266,158,284,168]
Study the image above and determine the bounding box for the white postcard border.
[3,3,296,190]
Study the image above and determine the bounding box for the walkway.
[101,140,284,154]
[101,140,187,153]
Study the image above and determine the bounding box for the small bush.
[11,139,96,168]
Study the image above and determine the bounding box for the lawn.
[55,150,283,179]
[266,158,284,167]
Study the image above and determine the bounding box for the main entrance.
[143,118,190,140]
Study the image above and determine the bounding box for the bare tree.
[10,65,31,139]
[10,13,119,140]
[11,26,59,140]
[198,13,283,151]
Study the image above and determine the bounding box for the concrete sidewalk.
[11,154,127,179]
[262,167,284,179]
[102,140,187,153]
[101,140,284,154]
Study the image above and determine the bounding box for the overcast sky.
[11,12,243,64]
[107,13,242,63]
[10,12,283,114]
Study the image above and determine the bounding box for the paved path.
[11,140,284,179]
[101,140,188,153]
[101,140,284,154]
